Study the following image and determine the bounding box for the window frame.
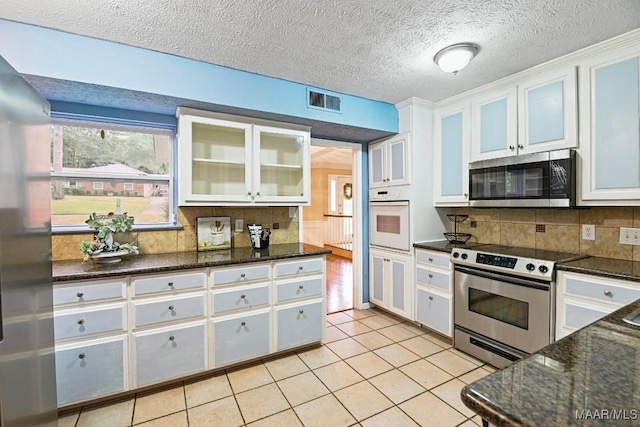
[50,114,178,234]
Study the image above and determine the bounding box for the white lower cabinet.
[212,309,271,367]
[53,255,326,407]
[134,321,207,387]
[276,300,323,350]
[369,248,413,320]
[55,335,127,406]
[416,287,452,337]
[414,249,453,337]
[556,271,640,340]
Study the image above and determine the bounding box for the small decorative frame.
[343,182,353,200]
[196,217,231,251]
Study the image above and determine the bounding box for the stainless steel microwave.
[469,149,576,207]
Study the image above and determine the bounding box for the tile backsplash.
[444,207,640,261]
[52,206,299,261]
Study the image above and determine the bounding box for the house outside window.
[51,118,175,231]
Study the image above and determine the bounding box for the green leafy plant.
[80,212,139,262]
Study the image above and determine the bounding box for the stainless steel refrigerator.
[0,55,58,426]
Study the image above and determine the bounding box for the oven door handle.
[455,266,550,291]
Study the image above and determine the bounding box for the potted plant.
[80,212,139,263]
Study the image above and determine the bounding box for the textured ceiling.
[2,0,640,103]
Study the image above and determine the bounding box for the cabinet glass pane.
[480,98,508,153]
[528,80,564,144]
[441,112,463,196]
[373,256,384,301]
[191,123,246,196]
[594,58,640,189]
[390,140,405,180]
[371,146,383,183]
[259,131,304,197]
[391,260,404,311]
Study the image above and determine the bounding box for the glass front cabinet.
[177,110,310,205]
[578,47,640,203]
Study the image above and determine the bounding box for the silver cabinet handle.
[169,336,175,341]
[240,294,246,299]
[240,273,246,278]
[168,282,174,287]
[299,285,304,289]
[298,266,304,270]
[464,193,468,197]
[78,353,86,359]
[429,296,434,300]
[77,319,85,325]
[241,321,246,326]
[428,274,433,278]
[256,192,260,196]
[518,144,524,149]
[299,310,304,314]
[76,292,84,298]
[168,305,175,310]
[248,191,252,195]
[604,290,613,297]
[428,258,433,262]
[509,145,515,150]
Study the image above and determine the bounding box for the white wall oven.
[369,187,410,252]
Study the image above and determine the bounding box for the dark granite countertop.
[461,299,640,427]
[413,240,487,253]
[53,243,331,282]
[558,256,640,283]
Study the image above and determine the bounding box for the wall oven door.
[369,201,409,251]
[454,266,552,354]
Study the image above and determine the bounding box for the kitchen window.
[51,118,175,231]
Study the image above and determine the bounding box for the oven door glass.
[454,268,551,353]
[505,160,550,199]
[369,201,409,251]
[470,166,506,200]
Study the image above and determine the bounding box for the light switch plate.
[235,219,243,232]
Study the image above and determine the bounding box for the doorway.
[302,141,362,314]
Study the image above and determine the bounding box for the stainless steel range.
[451,245,585,368]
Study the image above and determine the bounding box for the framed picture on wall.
[196,216,231,251]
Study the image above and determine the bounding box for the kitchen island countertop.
[53,243,331,282]
[461,299,640,427]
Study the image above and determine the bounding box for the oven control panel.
[451,248,555,280]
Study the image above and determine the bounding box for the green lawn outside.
[52,195,150,215]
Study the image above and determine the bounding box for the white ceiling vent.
[308,89,342,113]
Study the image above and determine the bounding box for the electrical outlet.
[582,224,595,240]
[620,227,640,245]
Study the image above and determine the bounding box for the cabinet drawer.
[415,250,450,269]
[53,279,126,307]
[133,293,206,328]
[564,274,640,305]
[134,322,207,387]
[54,304,126,340]
[211,264,270,286]
[416,267,451,292]
[213,310,270,366]
[562,299,611,331]
[55,336,127,406]
[276,301,323,350]
[212,284,269,314]
[416,287,452,337]
[275,277,323,303]
[274,258,323,278]
[132,271,206,296]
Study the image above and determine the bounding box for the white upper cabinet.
[177,110,310,205]
[517,67,577,155]
[578,46,640,203]
[434,102,471,205]
[471,87,517,161]
[369,133,410,188]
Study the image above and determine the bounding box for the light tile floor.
[58,308,496,427]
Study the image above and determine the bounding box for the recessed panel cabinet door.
[579,51,640,203]
[213,311,271,367]
[434,103,470,205]
[471,88,517,161]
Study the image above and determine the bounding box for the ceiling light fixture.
[434,43,479,75]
